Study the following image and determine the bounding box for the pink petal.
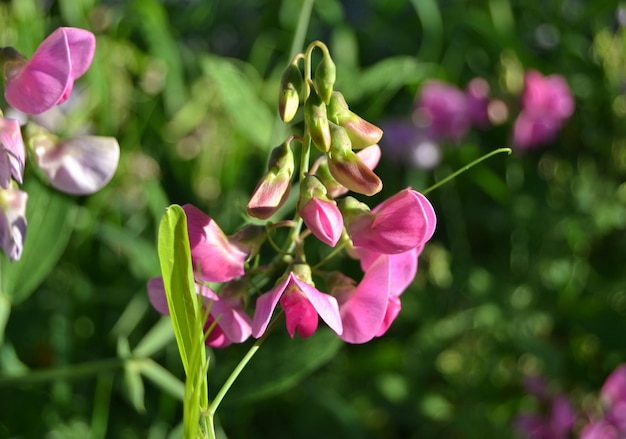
[411,190,436,242]
[33,135,119,195]
[0,118,25,187]
[291,275,343,336]
[375,294,401,337]
[601,364,626,407]
[5,29,72,114]
[337,255,391,343]
[183,204,249,283]
[62,27,95,80]
[251,275,290,337]
[300,197,343,247]
[146,276,169,315]
[200,285,252,344]
[280,289,319,338]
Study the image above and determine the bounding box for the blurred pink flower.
[515,395,576,439]
[513,70,574,149]
[0,187,27,262]
[183,204,250,283]
[414,80,470,142]
[580,364,626,435]
[147,277,252,348]
[252,268,343,339]
[3,27,95,115]
[0,118,25,188]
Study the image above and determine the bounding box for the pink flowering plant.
[150,39,512,438]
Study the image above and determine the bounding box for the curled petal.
[300,197,343,247]
[0,118,25,187]
[0,187,27,262]
[33,135,119,195]
[375,294,401,337]
[200,285,252,344]
[183,204,249,283]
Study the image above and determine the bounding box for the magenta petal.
[579,420,619,439]
[338,255,391,343]
[280,290,319,338]
[375,294,401,337]
[183,204,249,283]
[34,135,119,195]
[291,276,343,336]
[5,29,72,114]
[0,187,27,262]
[601,364,626,407]
[0,118,25,188]
[411,190,436,242]
[200,285,252,344]
[147,277,169,315]
[251,276,290,337]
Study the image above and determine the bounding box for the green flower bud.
[328,91,383,149]
[314,53,336,105]
[278,63,303,123]
[327,137,382,196]
[304,83,331,153]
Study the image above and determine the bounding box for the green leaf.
[1,177,77,305]
[124,359,146,413]
[201,55,275,149]
[132,317,176,358]
[139,358,184,401]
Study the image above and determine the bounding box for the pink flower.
[515,395,576,439]
[513,70,574,150]
[3,27,95,115]
[414,80,470,142]
[31,134,119,195]
[252,266,343,339]
[0,118,25,188]
[147,277,252,348]
[298,175,343,247]
[0,187,27,262]
[183,204,249,283]
[345,188,436,254]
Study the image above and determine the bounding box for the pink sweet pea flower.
[32,134,119,195]
[183,204,250,283]
[252,266,343,339]
[147,277,252,348]
[0,187,27,262]
[3,27,95,115]
[298,174,343,247]
[414,80,470,142]
[513,70,574,150]
[0,118,25,188]
[345,188,436,254]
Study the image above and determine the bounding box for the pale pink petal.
[292,276,343,336]
[0,118,25,187]
[601,364,626,407]
[5,29,71,114]
[0,187,27,262]
[146,277,169,315]
[33,135,119,195]
[579,420,619,439]
[251,276,290,337]
[182,204,249,283]
[337,255,391,343]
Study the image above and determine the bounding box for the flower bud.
[304,82,331,153]
[247,140,295,219]
[328,91,383,149]
[327,125,382,196]
[278,63,303,123]
[314,52,336,104]
[298,175,343,247]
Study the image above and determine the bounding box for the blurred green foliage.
[0,0,624,438]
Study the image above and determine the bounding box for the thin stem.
[207,314,283,416]
[312,240,349,271]
[421,147,512,195]
[289,0,315,59]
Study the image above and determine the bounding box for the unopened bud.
[278,63,303,123]
[314,52,336,104]
[327,134,382,196]
[298,175,343,247]
[328,91,383,149]
[247,140,295,219]
[304,82,331,153]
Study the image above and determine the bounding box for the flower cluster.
[148,41,436,346]
[0,27,119,261]
[515,365,626,439]
[381,71,574,168]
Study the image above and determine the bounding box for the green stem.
[421,147,512,195]
[207,314,283,417]
[289,0,315,59]
[0,357,124,386]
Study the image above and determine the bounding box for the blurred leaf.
[124,360,146,413]
[109,291,150,340]
[1,177,77,305]
[219,328,342,404]
[201,55,275,149]
[139,358,184,401]
[133,317,175,358]
[99,222,160,279]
